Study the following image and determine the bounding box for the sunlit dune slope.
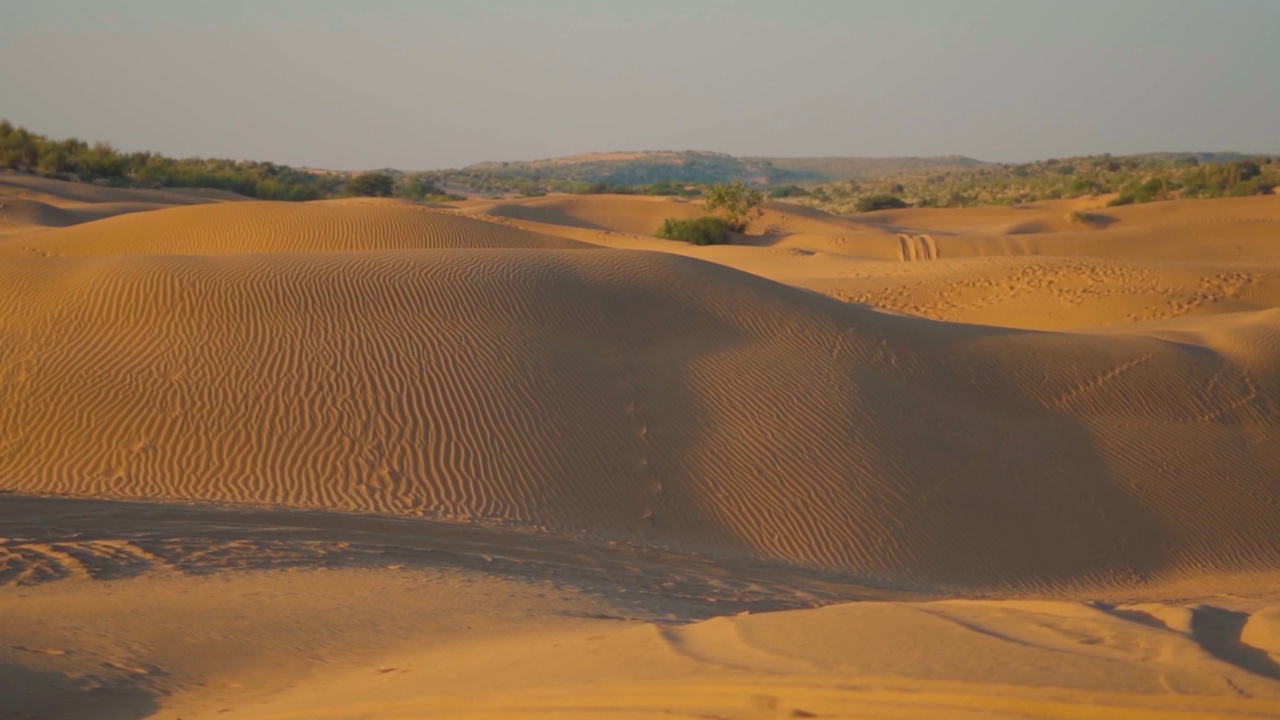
[7,569,1280,720]
[471,193,1280,263]
[801,255,1280,329]
[935,219,1280,263]
[0,198,588,256]
[469,193,1280,329]
[865,194,1280,234]
[1,248,1278,591]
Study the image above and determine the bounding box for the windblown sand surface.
[2,173,1279,718]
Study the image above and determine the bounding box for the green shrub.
[704,181,764,231]
[768,184,809,198]
[1070,210,1108,225]
[855,194,909,212]
[656,216,730,246]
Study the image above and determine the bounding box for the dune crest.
[0,198,586,256]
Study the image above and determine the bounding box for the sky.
[1,0,1277,170]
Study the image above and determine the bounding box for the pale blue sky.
[1,1,1276,170]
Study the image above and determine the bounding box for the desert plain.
[1,171,1279,719]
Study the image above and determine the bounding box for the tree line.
[0,119,340,200]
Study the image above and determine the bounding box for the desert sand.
[2,171,1279,719]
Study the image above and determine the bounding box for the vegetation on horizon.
[0,119,340,200]
[795,153,1278,214]
[3,121,1275,214]
[464,151,984,190]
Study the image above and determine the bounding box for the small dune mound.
[0,197,180,236]
[0,200,589,256]
[937,219,1280,263]
[466,194,867,239]
[857,203,1076,235]
[1,246,1277,592]
[1242,606,1280,659]
[0,197,84,230]
[468,194,708,236]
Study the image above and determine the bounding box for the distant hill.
[465,151,989,186]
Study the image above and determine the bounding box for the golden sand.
[2,173,1278,718]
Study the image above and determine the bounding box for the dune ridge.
[0,198,587,256]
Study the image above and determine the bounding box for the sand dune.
[470,193,1280,328]
[1,242,1277,590]
[801,255,1280,328]
[2,176,1280,718]
[0,198,587,256]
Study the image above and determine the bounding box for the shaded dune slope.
[0,199,588,256]
[0,196,178,235]
[0,173,236,239]
[1,247,1278,592]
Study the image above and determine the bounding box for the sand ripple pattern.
[0,202,1278,592]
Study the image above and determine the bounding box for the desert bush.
[704,181,764,231]
[656,216,730,245]
[855,194,909,212]
[1069,210,1107,225]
